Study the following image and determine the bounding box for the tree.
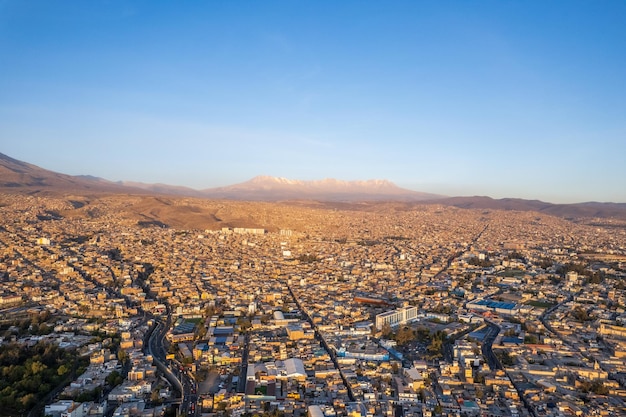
[107,248,123,261]
[415,326,430,342]
[495,350,514,366]
[572,306,590,322]
[151,389,162,404]
[381,322,393,339]
[236,317,251,331]
[29,360,47,375]
[19,393,36,410]
[57,365,70,376]
[196,325,207,339]
[106,370,123,387]
[296,254,318,263]
[427,338,443,357]
[117,349,128,364]
[395,326,415,346]
[588,271,605,285]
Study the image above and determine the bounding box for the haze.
[1,1,625,203]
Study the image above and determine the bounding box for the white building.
[375,306,419,329]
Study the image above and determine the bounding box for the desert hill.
[426,196,626,220]
[0,152,145,196]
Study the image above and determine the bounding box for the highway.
[481,321,502,371]
[145,316,203,416]
[482,319,538,417]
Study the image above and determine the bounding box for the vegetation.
[1,310,54,338]
[505,251,526,262]
[106,370,124,387]
[426,330,447,358]
[524,300,556,309]
[572,306,591,322]
[495,349,515,366]
[356,240,381,246]
[0,341,86,416]
[578,379,609,395]
[587,271,606,285]
[106,247,123,261]
[431,303,454,314]
[395,326,415,346]
[467,257,494,268]
[296,253,318,263]
[536,257,554,269]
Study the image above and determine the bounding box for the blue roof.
[502,337,523,344]
[214,327,234,335]
[475,299,516,310]
[173,322,196,333]
[469,331,487,341]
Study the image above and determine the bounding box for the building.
[375,306,419,329]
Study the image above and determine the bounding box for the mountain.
[425,196,626,220]
[200,175,443,202]
[1,151,626,220]
[117,181,205,197]
[0,152,144,195]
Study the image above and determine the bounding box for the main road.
[540,292,626,391]
[481,321,502,371]
[286,283,355,402]
[143,311,205,416]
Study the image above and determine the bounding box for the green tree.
[495,350,514,366]
[380,322,393,339]
[151,389,162,404]
[57,364,69,376]
[19,393,36,410]
[106,370,124,387]
[117,349,128,364]
[29,360,47,375]
[415,326,430,342]
[395,326,415,346]
[427,338,443,357]
[572,306,590,322]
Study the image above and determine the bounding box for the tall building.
[375,306,419,329]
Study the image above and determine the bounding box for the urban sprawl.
[2,194,626,417]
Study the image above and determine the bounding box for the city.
[3,1,626,416]
[1,193,626,417]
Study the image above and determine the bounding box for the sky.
[1,1,625,203]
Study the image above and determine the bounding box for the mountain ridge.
[198,175,442,201]
[1,151,626,219]
[0,152,144,194]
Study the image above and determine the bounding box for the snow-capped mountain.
[200,175,442,201]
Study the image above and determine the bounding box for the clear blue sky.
[1,1,625,203]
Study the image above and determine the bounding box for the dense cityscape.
[2,193,626,417]
[3,0,626,416]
